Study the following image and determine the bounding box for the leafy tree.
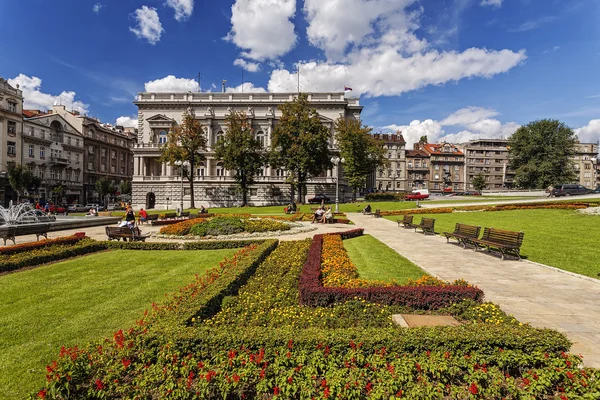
[419,135,428,145]
[119,180,132,195]
[51,185,63,205]
[471,173,487,193]
[508,119,577,189]
[334,118,387,201]
[160,109,207,209]
[7,164,36,201]
[214,111,264,206]
[95,177,115,205]
[270,93,332,204]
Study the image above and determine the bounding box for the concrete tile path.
[347,213,600,368]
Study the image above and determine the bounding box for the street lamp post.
[331,156,344,213]
[174,161,188,215]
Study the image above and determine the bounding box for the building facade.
[133,92,361,209]
[459,139,515,191]
[573,143,598,189]
[415,143,465,192]
[22,113,85,203]
[0,78,24,206]
[405,148,430,191]
[48,105,136,203]
[372,133,406,192]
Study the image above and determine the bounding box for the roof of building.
[406,149,429,157]
[372,132,406,145]
[23,110,47,118]
[422,143,464,156]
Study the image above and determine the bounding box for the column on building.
[206,158,213,177]
[206,120,213,149]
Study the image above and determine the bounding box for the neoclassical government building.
[132,92,362,209]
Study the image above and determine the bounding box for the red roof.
[23,110,46,118]
[406,150,429,157]
[372,132,406,145]
[422,143,464,156]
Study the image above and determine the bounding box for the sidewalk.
[347,213,600,368]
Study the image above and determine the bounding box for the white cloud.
[233,58,261,72]
[144,75,200,92]
[225,82,267,93]
[165,0,193,21]
[130,6,164,45]
[575,120,600,143]
[480,0,502,7]
[509,16,557,33]
[8,74,89,115]
[116,116,138,128]
[93,3,103,13]
[225,0,297,60]
[382,106,520,146]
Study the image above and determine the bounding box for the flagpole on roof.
[297,63,300,94]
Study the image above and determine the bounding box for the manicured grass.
[343,234,427,284]
[385,209,600,279]
[0,248,238,399]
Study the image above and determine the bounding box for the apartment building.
[459,139,515,191]
[415,142,465,192]
[573,142,598,189]
[0,77,24,206]
[405,148,430,191]
[372,132,406,192]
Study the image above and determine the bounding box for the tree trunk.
[289,171,295,205]
[352,188,357,202]
[188,160,195,209]
[296,170,304,204]
[241,174,248,206]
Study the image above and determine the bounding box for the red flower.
[523,378,530,386]
[95,379,104,391]
[415,363,422,373]
[366,382,373,393]
[287,376,293,384]
[233,373,240,383]
[37,389,47,399]
[469,383,478,395]
[323,387,331,398]
[288,340,293,349]
[566,371,574,380]
[273,386,280,396]
[122,358,131,369]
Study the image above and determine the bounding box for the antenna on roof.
[196,72,201,92]
[297,63,300,93]
[241,69,244,93]
[221,79,227,93]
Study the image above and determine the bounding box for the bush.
[243,219,291,233]
[159,218,206,235]
[189,217,245,237]
[365,192,406,201]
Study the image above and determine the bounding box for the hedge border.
[298,229,484,309]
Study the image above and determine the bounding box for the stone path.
[347,213,600,368]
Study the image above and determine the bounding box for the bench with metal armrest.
[443,223,481,248]
[472,227,525,260]
[397,214,414,228]
[105,226,150,242]
[413,217,435,235]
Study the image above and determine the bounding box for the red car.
[405,190,430,201]
[48,205,66,213]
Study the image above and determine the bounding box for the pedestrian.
[125,206,135,223]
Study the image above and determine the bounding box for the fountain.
[0,201,42,226]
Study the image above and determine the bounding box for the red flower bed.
[0,235,84,256]
[299,230,484,309]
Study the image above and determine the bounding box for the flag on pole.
[344,86,353,91]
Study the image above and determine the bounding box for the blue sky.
[1,0,599,145]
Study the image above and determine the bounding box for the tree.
[334,118,387,201]
[95,177,115,205]
[419,135,428,145]
[119,180,132,195]
[7,164,36,202]
[214,111,264,206]
[160,109,207,209]
[471,173,487,193]
[508,119,577,189]
[270,93,332,204]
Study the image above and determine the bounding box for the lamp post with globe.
[330,156,345,213]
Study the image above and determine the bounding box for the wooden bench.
[414,218,435,235]
[1,224,49,245]
[180,211,190,219]
[397,215,414,228]
[372,209,381,218]
[472,227,525,260]
[139,214,159,224]
[443,223,481,248]
[105,226,150,242]
[161,212,178,220]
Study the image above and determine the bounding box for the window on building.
[276,169,285,178]
[216,131,224,143]
[216,162,224,176]
[67,151,71,161]
[8,101,17,113]
[434,165,439,170]
[28,126,34,136]
[88,145,94,154]
[434,183,439,189]
[39,167,45,179]
[66,170,72,181]
[7,141,16,156]
[75,153,80,163]
[40,147,45,159]
[7,121,16,136]
[585,164,592,170]
[158,130,168,144]
[434,174,439,180]
[454,165,459,171]
[76,139,80,146]
[196,162,205,177]
[50,169,56,180]
[28,144,34,158]
[256,131,265,147]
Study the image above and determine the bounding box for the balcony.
[407,165,429,171]
[50,156,69,166]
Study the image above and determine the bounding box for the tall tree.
[508,119,577,189]
[7,164,35,202]
[214,111,264,206]
[334,118,387,201]
[471,173,487,193]
[270,93,332,204]
[419,135,428,145]
[119,180,132,195]
[160,109,207,209]
[95,177,115,205]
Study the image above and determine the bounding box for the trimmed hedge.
[299,230,484,308]
[0,235,84,256]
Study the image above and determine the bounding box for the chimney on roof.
[71,110,80,116]
[413,143,420,150]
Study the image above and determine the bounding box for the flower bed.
[0,235,84,256]
[159,218,207,235]
[299,230,484,309]
[162,216,293,237]
[382,201,592,216]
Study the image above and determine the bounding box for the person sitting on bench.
[363,204,372,214]
[138,208,148,224]
[312,207,325,223]
[320,207,333,223]
[199,205,208,214]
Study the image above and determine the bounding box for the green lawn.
[0,248,238,399]
[343,234,427,284]
[385,209,600,279]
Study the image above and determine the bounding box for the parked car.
[85,203,101,211]
[591,186,600,194]
[551,184,591,197]
[48,205,66,213]
[107,203,122,211]
[405,189,430,201]
[308,194,331,204]
[68,204,87,212]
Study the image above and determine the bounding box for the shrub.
[0,235,84,256]
[243,219,291,233]
[365,192,406,201]
[189,217,245,237]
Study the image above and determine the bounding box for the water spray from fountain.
[0,201,41,226]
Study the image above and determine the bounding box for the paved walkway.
[347,213,600,368]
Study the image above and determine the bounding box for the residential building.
[573,142,598,189]
[459,139,514,191]
[0,77,24,206]
[372,132,406,192]
[22,113,85,203]
[133,92,361,209]
[405,148,430,191]
[417,142,465,192]
[48,105,136,203]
